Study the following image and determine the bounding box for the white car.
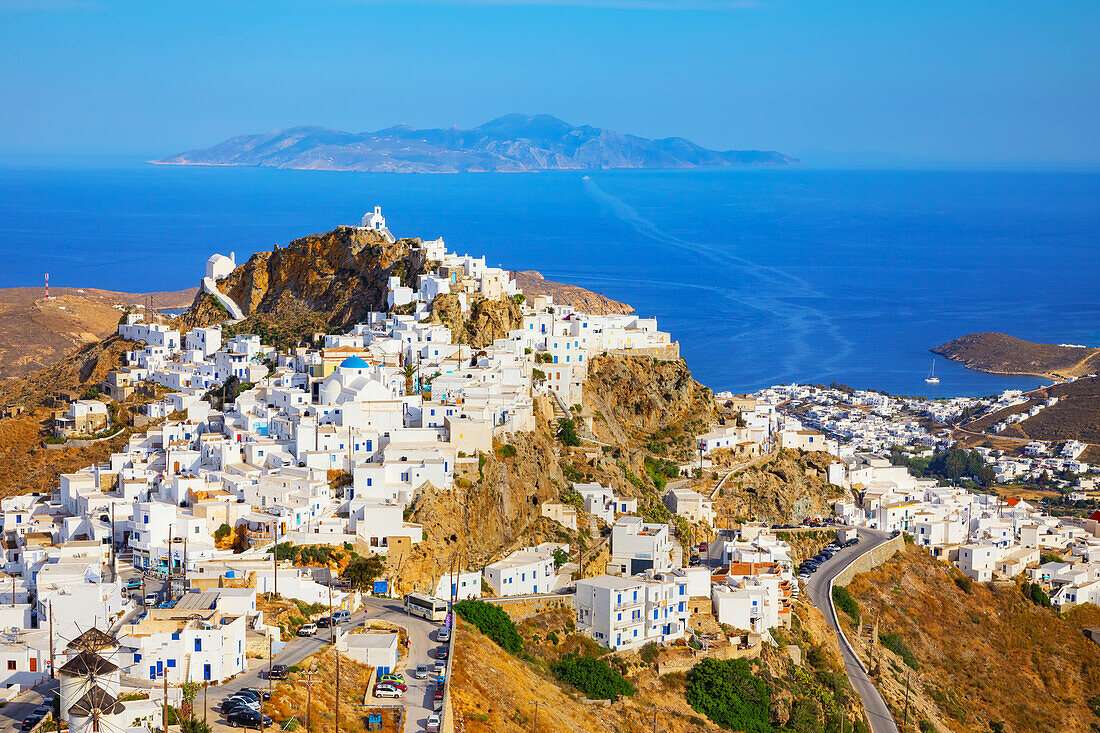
[297,623,318,637]
[373,685,403,699]
[426,713,441,732]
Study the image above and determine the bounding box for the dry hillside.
[0,286,195,378]
[846,545,1100,733]
[933,332,1100,380]
[453,599,869,733]
[511,270,634,315]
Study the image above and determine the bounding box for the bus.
[404,593,448,622]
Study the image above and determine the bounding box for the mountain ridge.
[153,113,797,173]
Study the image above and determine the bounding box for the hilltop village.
[0,210,1098,733]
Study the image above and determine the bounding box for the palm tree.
[402,363,417,395]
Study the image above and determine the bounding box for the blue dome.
[339,356,369,369]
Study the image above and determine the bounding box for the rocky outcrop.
[715,450,846,524]
[584,353,715,443]
[429,293,522,348]
[511,271,634,315]
[178,226,430,331]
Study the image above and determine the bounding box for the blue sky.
[1,0,1097,164]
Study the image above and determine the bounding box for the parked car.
[317,616,332,627]
[20,716,41,731]
[413,664,429,679]
[32,706,51,718]
[373,684,402,699]
[378,678,406,692]
[269,664,290,680]
[143,592,159,606]
[434,647,449,660]
[379,673,405,684]
[437,627,451,642]
[222,695,258,708]
[226,709,272,729]
[241,687,272,701]
[434,660,446,673]
[426,713,441,732]
[124,578,142,590]
[298,623,318,637]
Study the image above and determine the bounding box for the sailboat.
[925,358,940,384]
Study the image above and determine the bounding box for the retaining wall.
[832,534,904,588]
[483,594,574,621]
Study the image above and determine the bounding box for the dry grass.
[265,648,398,733]
[847,546,1100,733]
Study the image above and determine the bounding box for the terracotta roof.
[1089,510,1100,522]
[1005,498,1022,507]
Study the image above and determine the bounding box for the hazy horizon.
[1,1,1098,166]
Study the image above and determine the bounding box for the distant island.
[933,332,1100,380]
[153,113,796,173]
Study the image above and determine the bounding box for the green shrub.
[497,444,517,459]
[454,600,523,655]
[551,656,635,700]
[685,658,771,732]
[878,632,919,670]
[919,721,936,733]
[832,586,860,621]
[213,523,232,542]
[639,642,660,666]
[954,575,973,594]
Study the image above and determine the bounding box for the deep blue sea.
[2,159,1098,397]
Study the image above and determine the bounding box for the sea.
[2,159,1098,398]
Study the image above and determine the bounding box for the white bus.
[404,593,448,622]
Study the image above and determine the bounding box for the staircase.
[181,653,191,682]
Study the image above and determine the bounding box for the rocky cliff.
[714,449,846,524]
[429,293,523,348]
[178,226,431,333]
[584,353,716,444]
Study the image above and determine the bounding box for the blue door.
[203,664,211,681]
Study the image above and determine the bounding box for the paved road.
[205,597,441,733]
[0,680,58,733]
[802,528,900,733]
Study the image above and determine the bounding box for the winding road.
[802,528,899,733]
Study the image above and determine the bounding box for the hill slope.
[154,114,796,173]
[933,332,1100,380]
[846,545,1100,733]
[0,286,195,378]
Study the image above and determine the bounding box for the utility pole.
[334,649,341,733]
[273,521,278,599]
[162,666,168,733]
[268,636,273,694]
[203,681,208,724]
[48,600,55,679]
[301,670,317,732]
[531,701,545,733]
[328,580,334,645]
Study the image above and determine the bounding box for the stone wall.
[832,534,905,588]
[483,594,574,621]
[602,343,680,361]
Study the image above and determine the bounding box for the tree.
[454,600,523,655]
[685,658,772,733]
[551,656,635,700]
[557,418,581,447]
[343,554,386,590]
[402,363,418,395]
[551,548,569,568]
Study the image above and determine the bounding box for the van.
[331,609,351,624]
[143,592,159,606]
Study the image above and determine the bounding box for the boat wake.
[581,176,853,381]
